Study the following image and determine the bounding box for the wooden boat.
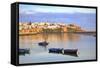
[48,48,78,57]
[38,41,49,46]
[19,49,30,55]
[63,49,78,57]
[49,48,63,54]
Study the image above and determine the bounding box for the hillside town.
[19,22,85,35]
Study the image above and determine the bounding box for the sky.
[19,4,96,31]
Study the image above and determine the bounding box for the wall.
[0,0,99,68]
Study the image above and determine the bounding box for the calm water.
[19,33,96,64]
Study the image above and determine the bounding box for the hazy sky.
[19,4,96,31]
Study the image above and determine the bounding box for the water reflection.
[19,33,80,56]
[19,33,96,64]
[19,33,80,44]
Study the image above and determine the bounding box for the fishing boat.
[19,49,30,55]
[38,41,49,46]
[49,48,63,53]
[48,48,78,57]
[63,49,78,57]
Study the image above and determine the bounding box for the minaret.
[28,21,32,25]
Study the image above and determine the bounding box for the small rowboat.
[19,49,30,55]
[38,41,49,46]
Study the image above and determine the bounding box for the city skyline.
[19,4,96,31]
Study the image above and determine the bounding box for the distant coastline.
[19,22,96,37]
[19,31,96,37]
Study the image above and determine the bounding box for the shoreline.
[19,32,96,37]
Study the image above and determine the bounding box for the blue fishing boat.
[49,48,63,54]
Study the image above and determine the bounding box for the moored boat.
[63,49,78,57]
[48,48,78,57]
[49,48,63,54]
[19,49,30,55]
[38,41,49,46]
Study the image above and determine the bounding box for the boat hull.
[38,41,49,46]
[63,49,78,57]
[49,48,63,54]
[19,49,30,55]
[49,48,78,57]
